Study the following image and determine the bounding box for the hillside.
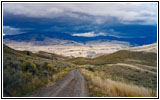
[3,44,76,96]
[3,44,67,61]
[129,43,157,53]
[36,51,67,60]
[66,50,157,66]
[67,49,157,96]
[3,44,157,97]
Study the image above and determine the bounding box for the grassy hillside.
[78,50,157,97]
[36,51,67,60]
[3,44,76,97]
[81,69,155,97]
[67,50,157,66]
[3,44,157,97]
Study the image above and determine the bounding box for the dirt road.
[30,69,88,97]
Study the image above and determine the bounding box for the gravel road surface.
[30,69,88,97]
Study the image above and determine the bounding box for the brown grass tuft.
[81,69,154,97]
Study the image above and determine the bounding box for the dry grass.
[46,67,75,87]
[81,69,154,97]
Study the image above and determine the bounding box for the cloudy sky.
[3,2,157,38]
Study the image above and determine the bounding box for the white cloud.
[72,32,106,37]
[3,26,24,35]
[3,3,157,25]
[72,30,131,38]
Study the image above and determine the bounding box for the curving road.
[30,69,88,97]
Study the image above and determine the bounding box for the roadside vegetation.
[81,69,155,97]
[78,50,157,97]
[3,44,76,97]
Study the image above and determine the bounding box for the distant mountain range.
[4,31,157,46]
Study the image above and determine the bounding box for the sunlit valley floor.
[3,39,156,58]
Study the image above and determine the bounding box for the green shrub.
[12,61,21,70]
[87,66,94,72]
[3,68,24,96]
[46,64,56,72]
[21,60,37,74]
